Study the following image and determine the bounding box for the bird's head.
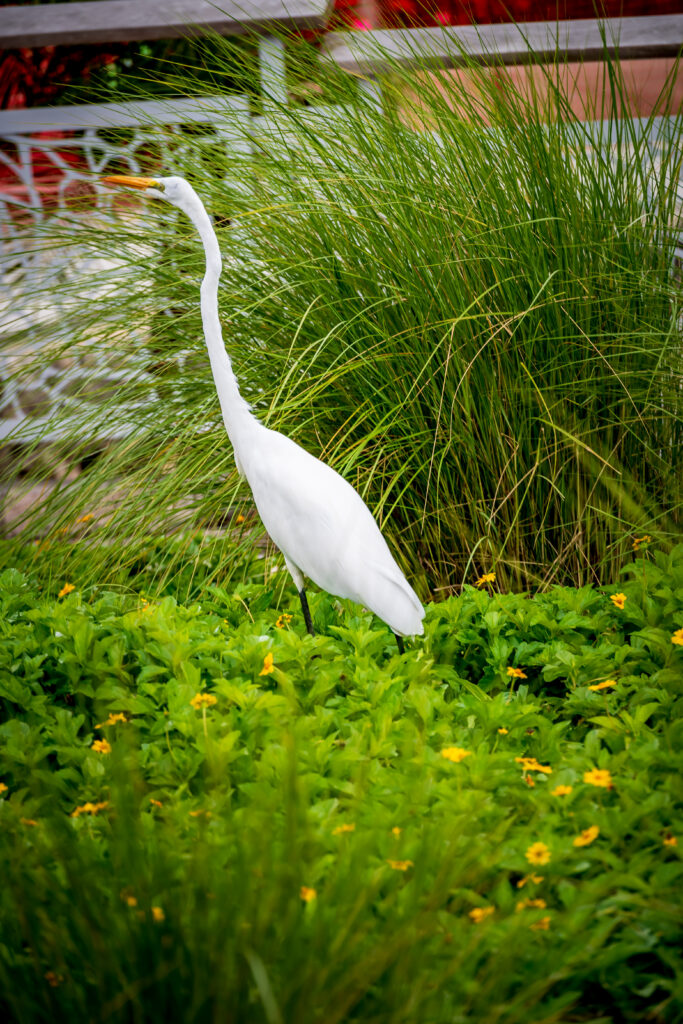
[103,174,195,207]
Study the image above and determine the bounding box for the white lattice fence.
[0,94,254,441]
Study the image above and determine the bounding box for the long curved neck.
[177,190,257,454]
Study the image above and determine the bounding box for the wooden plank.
[322,15,683,75]
[0,0,333,49]
[0,94,249,134]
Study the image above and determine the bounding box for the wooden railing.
[0,0,333,48]
[321,14,683,74]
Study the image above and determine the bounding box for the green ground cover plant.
[1,541,681,1023]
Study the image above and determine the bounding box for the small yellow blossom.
[530,915,551,931]
[525,776,536,787]
[497,727,509,735]
[44,971,63,987]
[0,782,7,795]
[387,859,413,872]
[632,535,651,550]
[525,842,551,866]
[610,593,627,610]
[124,895,138,907]
[150,798,163,808]
[20,818,38,827]
[91,739,111,754]
[469,906,495,923]
[507,667,527,679]
[259,652,275,676]
[300,886,317,902]
[517,874,544,889]
[77,513,94,523]
[588,680,617,691]
[671,629,683,647]
[235,514,245,524]
[515,757,552,775]
[71,800,109,818]
[441,747,471,763]
[573,825,600,847]
[474,572,496,587]
[391,827,402,837]
[189,809,211,818]
[663,834,677,847]
[190,692,218,710]
[332,823,356,835]
[516,898,547,912]
[58,583,75,599]
[551,785,573,797]
[276,613,293,629]
[584,768,613,789]
[96,713,128,728]
[152,906,165,923]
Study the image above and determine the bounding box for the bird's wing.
[242,428,424,636]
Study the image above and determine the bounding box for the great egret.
[103,175,425,649]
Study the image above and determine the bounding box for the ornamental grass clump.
[1,33,680,597]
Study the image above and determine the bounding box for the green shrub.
[1,544,681,1022]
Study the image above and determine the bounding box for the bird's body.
[104,174,425,640]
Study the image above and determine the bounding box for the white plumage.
[104,174,425,643]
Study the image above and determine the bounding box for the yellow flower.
[671,629,683,647]
[0,782,7,795]
[516,898,547,912]
[583,768,613,789]
[190,692,218,710]
[663,834,677,847]
[189,809,211,818]
[530,915,551,931]
[515,757,552,775]
[525,842,551,866]
[517,874,544,888]
[631,534,651,550]
[91,739,111,754]
[300,886,317,902]
[150,798,163,808]
[71,800,109,818]
[387,859,413,872]
[332,823,355,835]
[507,667,527,679]
[276,613,293,629]
[95,713,128,728]
[58,583,75,599]
[124,894,138,907]
[468,906,494,923]
[588,680,617,691]
[152,906,165,923]
[20,818,38,827]
[441,747,471,763]
[77,513,94,523]
[551,784,573,797]
[474,572,496,588]
[391,826,402,837]
[610,593,627,610]
[497,727,509,735]
[235,514,245,524]
[573,825,600,847]
[259,652,275,676]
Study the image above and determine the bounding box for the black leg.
[299,588,315,636]
[395,633,405,655]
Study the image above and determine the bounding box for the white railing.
[1,9,681,441]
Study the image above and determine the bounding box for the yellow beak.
[103,175,159,190]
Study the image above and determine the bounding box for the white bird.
[103,174,425,650]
